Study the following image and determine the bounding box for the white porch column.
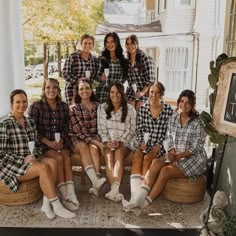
[0,0,24,118]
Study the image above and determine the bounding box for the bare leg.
[74,142,93,167]
[113,146,130,184]
[44,150,65,184]
[61,149,73,181]
[17,162,56,199]
[89,143,101,174]
[131,149,144,175]
[104,148,115,186]
[148,165,185,201]
[142,151,158,177]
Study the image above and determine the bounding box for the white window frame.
[175,0,195,9]
[165,47,190,94]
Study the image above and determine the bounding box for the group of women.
[0,32,207,220]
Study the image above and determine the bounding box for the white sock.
[65,181,79,207]
[127,184,150,209]
[57,182,67,199]
[130,174,142,203]
[85,165,106,190]
[41,196,55,220]
[50,196,76,219]
[143,196,152,208]
[105,182,120,201]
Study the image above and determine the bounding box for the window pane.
[181,0,191,6]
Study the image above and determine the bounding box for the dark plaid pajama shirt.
[136,102,173,156]
[69,102,100,149]
[0,115,42,192]
[28,100,70,153]
[126,50,155,102]
[166,112,207,177]
[95,58,124,104]
[62,50,98,104]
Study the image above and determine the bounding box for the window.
[181,0,191,5]
[175,0,195,9]
[165,47,189,92]
[226,0,236,56]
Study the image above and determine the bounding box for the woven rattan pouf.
[162,175,207,203]
[0,178,42,206]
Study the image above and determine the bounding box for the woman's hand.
[151,144,160,155]
[135,91,143,99]
[140,143,146,151]
[46,140,61,151]
[24,155,37,164]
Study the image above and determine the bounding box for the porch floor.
[0,174,209,235]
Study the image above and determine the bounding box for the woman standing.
[126,90,207,209]
[0,89,76,219]
[97,81,136,201]
[63,34,98,104]
[29,78,79,211]
[69,78,106,197]
[125,34,155,110]
[96,32,128,104]
[123,82,173,208]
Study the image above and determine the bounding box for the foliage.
[223,216,236,236]
[199,54,228,144]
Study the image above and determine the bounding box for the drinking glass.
[109,130,119,151]
[28,141,35,155]
[85,70,90,78]
[163,140,171,163]
[131,83,139,101]
[143,133,150,153]
[55,132,61,152]
[104,68,109,86]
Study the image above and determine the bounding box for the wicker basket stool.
[162,175,207,203]
[0,178,42,206]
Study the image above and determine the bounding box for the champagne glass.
[104,68,109,86]
[55,132,61,153]
[131,83,139,101]
[85,70,90,78]
[109,130,119,151]
[143,133,150,153]
[163,140,171,163]
[28,141,35,155]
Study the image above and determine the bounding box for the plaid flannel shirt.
[0,115,42,192]
[62,50,98,103]
[126,50,155,102]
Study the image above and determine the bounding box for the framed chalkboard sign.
[213,59,236,137]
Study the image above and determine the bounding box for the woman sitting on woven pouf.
[0,89,76,219]
[29,78,79,211]
[125,90,207,209]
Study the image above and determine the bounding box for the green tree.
[21,0,104,80]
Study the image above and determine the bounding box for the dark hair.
[148,82,165,97]
[10,89,28,104]
[80,33,95,46]
[74,77,97,104]
[41,78,62,102]
[106,81,128,123]
[177,90,198,118]
[125,34,142,71]
[101,32,128,77]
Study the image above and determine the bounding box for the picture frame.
[213,59,236,137]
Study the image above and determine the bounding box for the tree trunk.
[43,42,49,81]
[57,41,62,77]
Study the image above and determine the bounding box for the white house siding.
[164,9,196,33]
[0,0,25,119]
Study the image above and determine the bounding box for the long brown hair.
[177,90,198,118]
[105,81,128,123]
[41,78,62,102]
